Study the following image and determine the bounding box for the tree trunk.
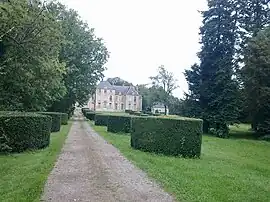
[164,104,167,115]
[203,120,210,133]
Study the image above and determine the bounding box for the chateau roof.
[97,81,139,96]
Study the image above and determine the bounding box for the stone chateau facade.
[88,81,142,112]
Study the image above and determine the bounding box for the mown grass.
[90,122,270,202]
[0,122,72,202]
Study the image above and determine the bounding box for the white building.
[151,103,169,114]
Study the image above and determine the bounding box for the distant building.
[151,103,169,114]
[88,81,142,112]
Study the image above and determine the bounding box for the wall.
[88,89,143,112]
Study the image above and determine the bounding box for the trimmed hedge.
[60,113,68,125]
[0,112,52,153]
[125,109,132,114]
[107,115,131,133]
[131,117,203,157]
[81,108,91,116]
[94,114,108,126]
[86,112,95,121]
[39,112,61,132]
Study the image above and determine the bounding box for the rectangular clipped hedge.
[0,112,52,153]
[86,112,95,121]
[107,115,131,133]
[131,117,203,157]
[94,114,108,126]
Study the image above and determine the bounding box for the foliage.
[0,123,71,202]
[0,0,66,111]
[85,112,95,121]
[150,65,178,115]
[92,123,270,202]
[94,114,108,126]
[107,77,133,86]
[39,112,61,132]
[60,113,68,125]
[107,115,131,133]
[185,0,241,137]
[242,27,270,135]
[131,117,203,157]
[0,112,51,153]
[48,3,109,113]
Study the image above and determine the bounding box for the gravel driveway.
[41,117,175,202]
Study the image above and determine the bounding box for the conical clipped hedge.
[131,116,203,158]
[39,112,61,132]
[107,115,131,133]
[0,112,52,153]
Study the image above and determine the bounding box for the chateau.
[88,81,142,112]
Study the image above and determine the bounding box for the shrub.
[125,109,132,114]
[0,112,52,153]
[95,114,108,126]
[131,117,203,157]
[81,108,91,116]
[107,115,131,133]
[86,112,95,121]
[258,135,270,141]
[129,110,135,115]
[39,112,61,132]
[134,112,141,116]
[141,114,148,117]
[60,113,68,125]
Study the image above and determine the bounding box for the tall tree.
[150,65,178,115]
[107,77,133,86]
[186,0,240,137]
[242,27,270,135]
[48,3,109,113]
[0,0,66,111]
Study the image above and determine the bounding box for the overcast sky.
[61,0,208,97]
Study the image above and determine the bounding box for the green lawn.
[0,122,72,202]
[90,122,270,202]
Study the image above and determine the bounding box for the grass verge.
[90,121,270,202]
[0,122,72,202]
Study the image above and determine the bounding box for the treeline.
[0,0,109,114]
[184,0,270,137]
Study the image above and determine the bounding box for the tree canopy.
[0,0,109,113]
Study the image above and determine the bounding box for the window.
[103,101,107,108]
[128,103,131,109]
[121,103,124,110]
[109,103,112,109]
[115,103,118,110]
[97,102,101,108]
[104,89,107,93]
[115,96,118,101]
[121,96,125,102]
[109,95,112,102]
[134,96,137,102]
[110,90,113,93]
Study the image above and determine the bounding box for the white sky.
[61,0,208,98]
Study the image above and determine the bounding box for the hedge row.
[131,117,203,157]
[39,112,62,132]
[86,112,95,121]
[94,114,108,126]
[60,113,68,125]
[107,115,131,133]
[0,112,52,153]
